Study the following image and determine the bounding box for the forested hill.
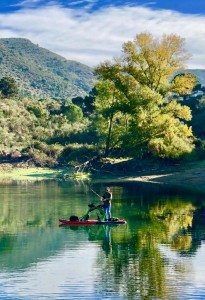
[0,38,94,99]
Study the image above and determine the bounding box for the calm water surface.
[0,178,205,299]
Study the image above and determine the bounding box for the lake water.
[0,178,205,300]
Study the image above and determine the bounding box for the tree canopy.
[171,73,198,95]
[0,77,18,98]
[93,32,195,158]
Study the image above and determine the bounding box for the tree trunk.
[105,114,113,157]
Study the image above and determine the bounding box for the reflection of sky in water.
[192,242,205,287]
[2,241,205,299]
[0,245,101,299]
[159,243,205,299]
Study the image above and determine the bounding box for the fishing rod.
[90,188,101,199]
[90,188,110,203]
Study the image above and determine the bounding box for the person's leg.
[104,206,108,220]
[107,204,111,220]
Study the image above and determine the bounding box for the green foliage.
[171,73,197,95]
[0,97,89,166]
[0,99,35,153]
[121,89,194,158]
[59,143,96,164]
[94,32,195,159]
[92,80,129,155]
[183,69,205,87]
[72,87,97,116]
[185,96,205,140]
[27,103,48,118]
[181,139,205,161]
[0,77,18,98]
[28,143,63,167]
[121,32,189,94]
[62,104,83,123]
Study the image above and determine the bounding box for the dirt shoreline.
[0,161,205,193]
[121,165,205,194]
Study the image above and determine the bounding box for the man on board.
[101,187,112,221]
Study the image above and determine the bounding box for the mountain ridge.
[0,38,94,99]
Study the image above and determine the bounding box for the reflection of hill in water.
[0,227,90,270]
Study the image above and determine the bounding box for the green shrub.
[58,143,97,164]
[28,143,63,167]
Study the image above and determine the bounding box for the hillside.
[0,38,94,99]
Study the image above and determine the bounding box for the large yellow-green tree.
[94,32,195,158]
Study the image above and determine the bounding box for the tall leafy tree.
[94,32,195,158]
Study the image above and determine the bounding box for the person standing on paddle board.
[101,187,112,221]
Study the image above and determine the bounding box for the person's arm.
[101,193,105,201]
[101,192,111,201]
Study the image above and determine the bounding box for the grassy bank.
[0,167,64,180]
[0,165,92,181]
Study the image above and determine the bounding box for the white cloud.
[12,0,43,7]
[69,0,97,6]
[0,4,205,68]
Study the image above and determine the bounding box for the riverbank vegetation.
[1,32,205,175]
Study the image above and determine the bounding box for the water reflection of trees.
[91,196,204,299]
[93,226,169,299]
[185,204,205,254]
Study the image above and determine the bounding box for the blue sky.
[2,0,205,15]
[0,0,205,68]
